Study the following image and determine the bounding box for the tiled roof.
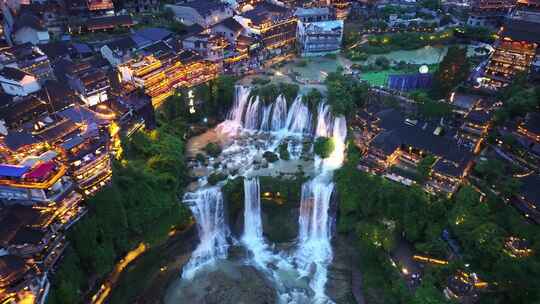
[181,0,229,16]
[218,17,244,32]
[501,19,540,43]
[0,67,32,81]
[13,12,45,32]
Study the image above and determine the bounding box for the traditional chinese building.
[241,2,297,64]
[481,0,540,89]
[364,108,473,195]
[297,19,343,57]
[118,49,219,108]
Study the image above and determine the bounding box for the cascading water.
[244,96,261,130]
[286,96,312,134]
[227,86,251,123]
[293,107,347,303]
[296,177,335,303]
[182,187,229,280]
[315,103,333,138]
[272,95,288,131]
[260,104,273,131]
[242,177,270,267]
[181,87,349,303]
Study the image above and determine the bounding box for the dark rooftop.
[522,112,540,134]
[520,174,540,207]
[466,109,491,125]
[133,27,173,43]
[13,12,45,32]
[0,66,33,81]
[242,2,289,26]
[105,36,137,52]
[39,42,71,59]
[3,131,36,151]
[501,19,540,44]
[181,0,229,17]
[373,109,473,167]
[86,15,133,30]
[0,95,49,127]
[11,227,45,245]
[217,17,244,32]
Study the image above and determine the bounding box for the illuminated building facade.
[467,0,515,28]
[241,2,297,64]
[60,135,112,196]
[297,19,343,57]
[65,61,110,106]
[118,50,219,108]
[481,0,540,89]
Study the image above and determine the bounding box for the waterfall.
[286,96,312,134]
[322,116,347,171]
[298,179,334,245]
[296,177,335,302]
[295,111,347,303]
[242,177,271,267]
[227,86,251,124]
[315,102,333,138]
[244,96,261,130]
[260,104,273,131]
[182,187,229,280]
[271,95,288,131]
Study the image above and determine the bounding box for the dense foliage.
[493,73,540,124]
[430,46,470,99]
[164,75,237,123]
[314,137,335,159]
[47,100,192,304]
[325,71,369,116]
[263,151,279,163]
[336,145,540,303]
[250,82,300,105]
[204,142,222,158]
[278,142,290,160]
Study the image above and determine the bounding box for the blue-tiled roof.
[0,164,30,178]
[133,27,173,43]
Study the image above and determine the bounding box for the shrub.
[278,142,290,160]
[208,172,227,185]
[263,151,279,163]
[204,142,222,157]
[195,153,205,163]
[314,137,335,159]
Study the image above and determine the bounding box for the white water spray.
[244,96,261,130]
[182,187,229,280]
[286,96,312,134]
[272,95,288,131]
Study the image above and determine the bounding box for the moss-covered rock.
[263,151,279,163]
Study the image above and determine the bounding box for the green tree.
[314,137,335,158]
[430,46,470,99]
